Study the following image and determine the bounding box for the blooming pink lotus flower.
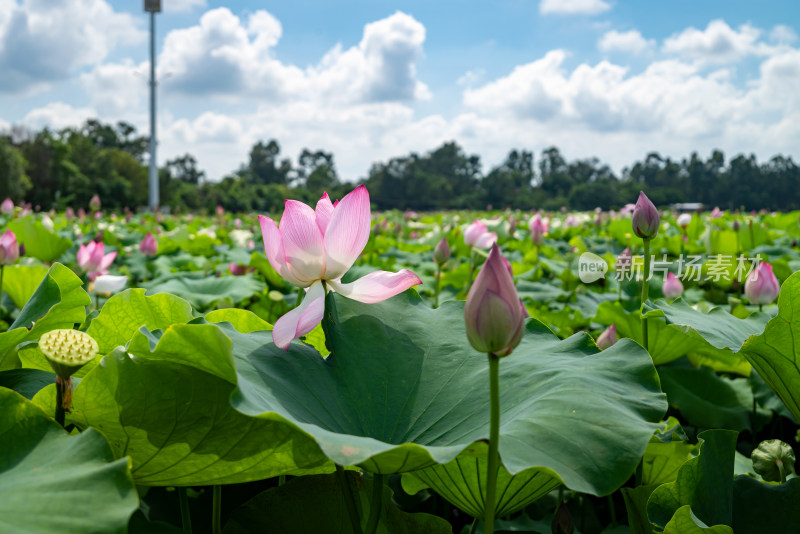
[662,272,684,300]
[1,198,13,215]
[77,241,117,280]
[0,230,20,265]
[596,324,617,350]
[464,244,525,357]
[632,192,660,239]
[710,207,722,218]
[140,232,158,256]
[463,220,497,249]
[259,185,422,350]
[745,262,780,305]
[529,214,547,246]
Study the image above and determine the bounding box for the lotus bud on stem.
[632,192,659,351]
[39,329,98,427]
[464,243,525,534]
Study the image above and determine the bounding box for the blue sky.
[2,0,800,182]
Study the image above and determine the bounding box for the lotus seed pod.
[39,329,99,379]
[752,439,795,482]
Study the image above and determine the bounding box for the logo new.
[578,252,608,283]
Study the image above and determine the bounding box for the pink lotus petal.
[76,244,90,267]
[272,281,326,350]
[324,185,371,280]
[259,215,304,288]
[474,232,498,249]
[328,269,421,304]
[89,242,105,266]
[280,200,326,283]
[99,251,117,270]
[315,192,335,237]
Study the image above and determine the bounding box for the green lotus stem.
[0,264,4,301]
[434,264,441,308]
[336,464,363,534]
[212,485,222,534]
[640,238,651,351]
[178,487,192,533]
[484,353,501,534]
[466,247,476,294]
[468,517,479,534]
[749,220,755,251]
[365,473,384,534]
[278,475,285,486]
[54,376,72,428]
[759,304,763,313]
[608,494,617,526]
[778,460,787,484]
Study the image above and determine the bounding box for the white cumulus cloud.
[539,0,611,15]
[662,19,772,64]
[0,0,144,93]
[599,30,655,55]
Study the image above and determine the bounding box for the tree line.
[1,119,798,213]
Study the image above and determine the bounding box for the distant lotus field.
[1,190,799,534]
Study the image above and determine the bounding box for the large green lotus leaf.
[144,273,264,309]
[7,218,71,262]
[401,441,561,518]
[1,264,48,309]
[0,388,138,533]
[740,272,800,421]
[648,430,738,532]
[595,300,701,364]
[86,289,194,354]
[731,476,800,533]
[0,368,55,398]
[646,298,769,352]
[205,308,272,333]
[60,346,331,486]
[222,471,452,534]
[658,367,770,432]
[0,263,89,369]
[642,417,697,487]
[662,506,733,534]
[230,291,667,495]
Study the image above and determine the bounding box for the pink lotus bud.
[676,213,692,229]
[409,231,419,239]
[0,230,20,265]
[596,324,617,350]
[733,220,740,231]
[1,198,14,215]
[216,205,224,216]
[464,244,525,357]
[662,272,684,300]
[248,239,256,250]
[234,217,242,229]
[551,502,575,534]
[229,263,248,276]
[140,232,158,256]
[529,214,547,246]
[65,207,75,219]
[433,238,450,266]
[632,191,660,239]
[89,194,101,212]
[745,262,780,305]
[710,207,722,218]
[463,220,497,249]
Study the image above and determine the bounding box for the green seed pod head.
[752,439,796,482]
[39,329,99,379]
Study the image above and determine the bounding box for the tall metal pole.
[148,9,159,209]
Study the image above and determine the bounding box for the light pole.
[144,0,161,210]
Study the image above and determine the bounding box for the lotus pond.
[1,191,800,534]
